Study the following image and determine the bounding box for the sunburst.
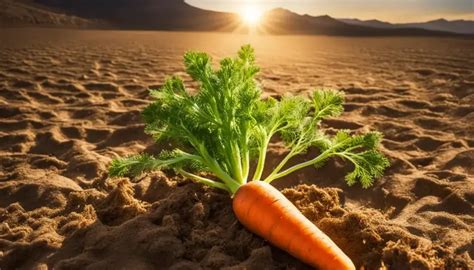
[240,5,264,26]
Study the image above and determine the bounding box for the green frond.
[183,51,213,81]
[311,131,332,151]
[330,130,389,188]
[158,149,207,172]
[110,45,389,193]
[108,150,203,178]
[312,89,345,120]
[331,130,383,151]
[343,151,390,188]
[109,154,164,177]
[333,129,352,144]
[238,44,256,63]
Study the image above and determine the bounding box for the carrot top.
[109,45,389,194]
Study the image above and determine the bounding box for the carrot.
[233,181,355,270]
[109,45,389,268]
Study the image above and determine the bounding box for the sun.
[240,6,263,26]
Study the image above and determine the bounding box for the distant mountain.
[403,19,474,34]
[260,9,359,35]
[33,0,240,31]
[261,8,458,36]
[340,18,474,34]
[339,18,395,29]
[1,0,467,36]
[0,0,98,27]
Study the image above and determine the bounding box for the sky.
[186,0,474,23]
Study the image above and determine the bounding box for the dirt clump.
[1,175,469,269]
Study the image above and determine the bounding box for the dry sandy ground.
[0,28,473,269]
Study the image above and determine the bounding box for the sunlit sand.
[0,28,473,269]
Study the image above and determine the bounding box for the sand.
[0,28,473,269]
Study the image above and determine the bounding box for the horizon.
[186,0,474,23]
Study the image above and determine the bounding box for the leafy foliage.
[329,131,389,188]
[109,45,389,193]
[109,150,204,177]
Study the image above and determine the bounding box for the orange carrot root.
[233,181,355,270]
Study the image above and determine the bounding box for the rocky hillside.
[0,0,99,27]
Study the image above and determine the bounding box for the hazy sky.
[186,0,474,22]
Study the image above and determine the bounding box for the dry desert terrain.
[0,28,473,269]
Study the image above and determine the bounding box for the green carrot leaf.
[109,45,389,192]
[330,131,389,188]
[108,150,204,177]
[312,89,345,120]
[109,154,164,177]
[343,150,389,188]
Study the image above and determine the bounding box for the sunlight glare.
[241,5,263,26]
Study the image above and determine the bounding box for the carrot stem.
[264,148,298,182]
[178,169,229,191]
[241,142,250,182]
[265,150,333,183]
[252,134,270,181]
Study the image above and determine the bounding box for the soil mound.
[1,175,470,269]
